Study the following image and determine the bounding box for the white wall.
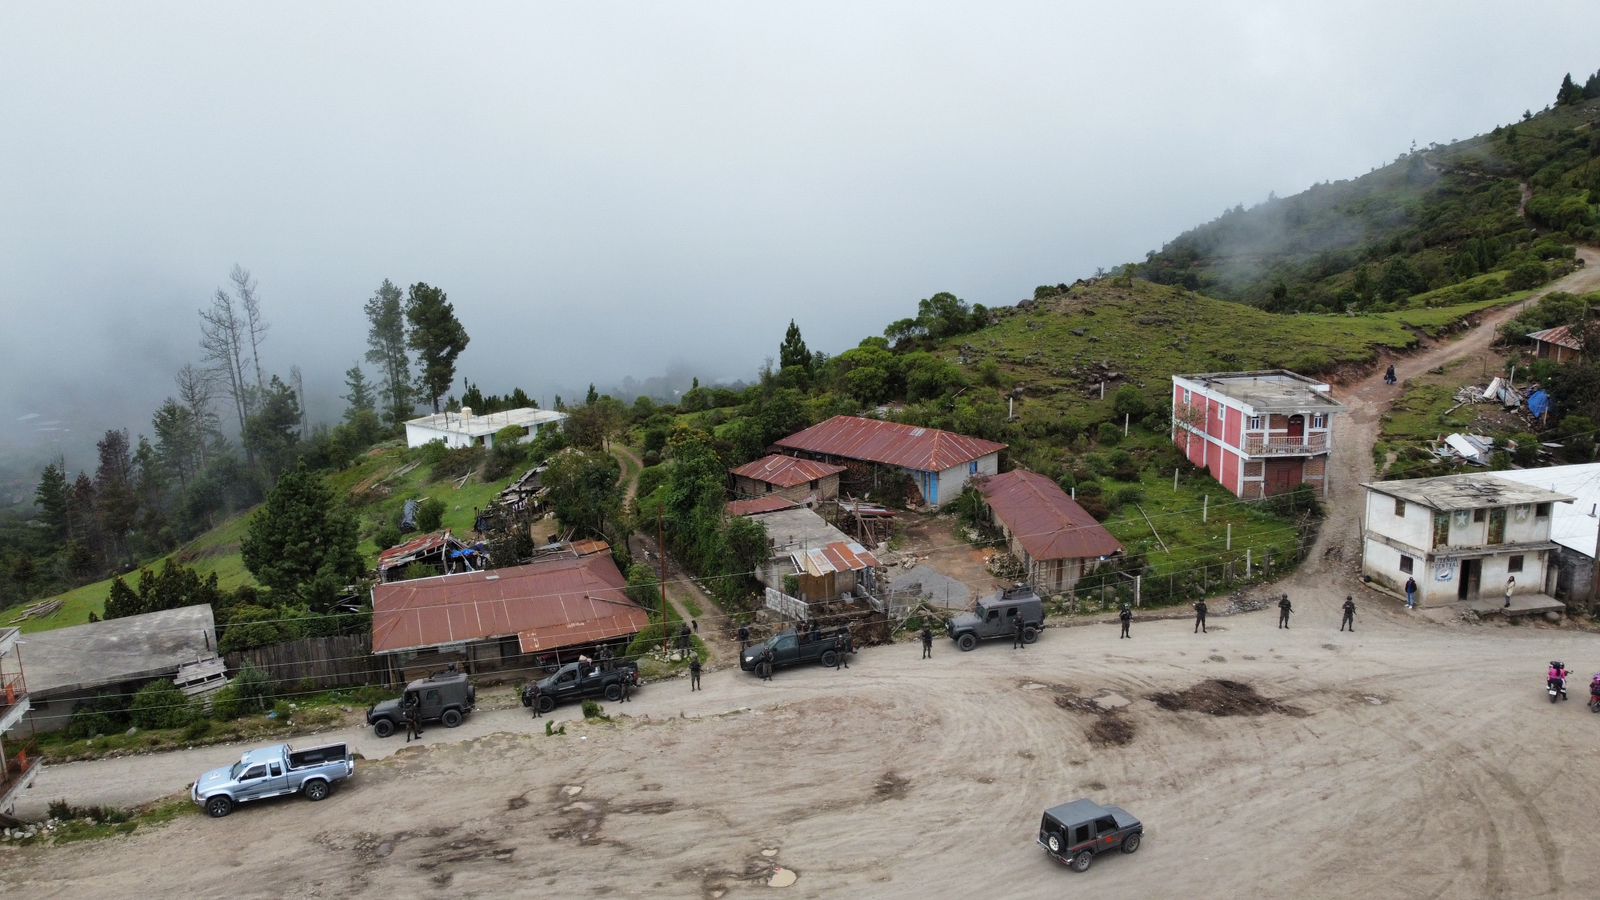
[929,452,1000,508]
[405,424,473,450]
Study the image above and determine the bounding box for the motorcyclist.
[1590,673,1600,709]
[1548,661,1570,701]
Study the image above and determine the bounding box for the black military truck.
[521,661,641,713]
[366,672,476,737]
[740,628,849,677]
[947,586,1044,650]
[1037,799,1143,872]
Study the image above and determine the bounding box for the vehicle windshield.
[229,759,247,779]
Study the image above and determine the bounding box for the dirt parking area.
[887,512,1001,608]
[5,599,1599,899]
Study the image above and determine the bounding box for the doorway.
[1456,558,1481,601]
[1487,507,1506,544]
[1286,414,1305,444]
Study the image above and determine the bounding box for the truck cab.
[523,661,640,712]
[947,586,1043,651]
[191,743,354,818]
[366,672,475,737]
[1038,798,1142,872]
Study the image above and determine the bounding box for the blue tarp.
[400,499,419,532]
[1528,390,1551,418]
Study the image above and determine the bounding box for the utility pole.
[658,511,670,656]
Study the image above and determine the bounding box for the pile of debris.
[1223,591,1272,614]
[984,551,1025,581]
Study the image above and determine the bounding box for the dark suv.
[1037,799,1142,872]
[947,586,1044,651]
[366,672,476,737]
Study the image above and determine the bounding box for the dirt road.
[5,608,1599,899]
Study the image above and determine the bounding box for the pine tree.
[94,429,138,565]
[240,463,362,604]
[34,462,70,540]
[1557,73,1585,106]
[779,319,811,372]
[404,282,470,413]
[364,279,413,425]
[342,363,376,421]
[243,375,303,483]
[1584,69,1600,100]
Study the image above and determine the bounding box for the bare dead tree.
[232,263,268,392]
[198,288,252,447]
[290,364,308,438]
[175,363,223,464]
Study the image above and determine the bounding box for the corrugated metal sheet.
[377,531,460,573]
[726,496,801,517]
[791,541,881,577]
[1528,326,1582,351]
[730,454,847,488]
[775,415,1006,472]
[371,555,649,655]
[976,470,1123,562]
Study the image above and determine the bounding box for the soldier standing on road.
[1278,594,1293,629]
[760,646,774,681]
[620,672,632,702]
[690,654,702,691]
[529,685,542,718]
[738,624,751,653]
[1119,603,1132,639]
[1340,596,1356,632]
[836,628,852,669]
[1013,615,1026,649]
[404,699,422,743]
[1193,598,1208,634]
[921,625,934,659]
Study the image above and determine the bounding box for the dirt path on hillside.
[610,443,644,506]
[1274,247,1600,622]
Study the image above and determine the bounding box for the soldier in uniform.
[921,625,934,659]
[1119,603,1133,639]
[1193,598,1208,634]
[690,654,702,691]
[1278,593,1293,629]
[1340,596,1356,632]
[1013,615,1026,649]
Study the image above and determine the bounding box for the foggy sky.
[2,2,1595,469]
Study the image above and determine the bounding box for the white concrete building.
[404,407,567,450]
[1491,463,1600,607]
[1361,473,1574,608]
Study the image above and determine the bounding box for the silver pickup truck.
[191,742,354,818]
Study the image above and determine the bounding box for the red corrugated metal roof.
[792,541,881,577]
[377,531,459,573]
[976,470,1123,562]
[774,415,1006,472]
[726,496,801,517]
[730,454,847,488]
[1528,326,1582,351]
[371,554,649,655]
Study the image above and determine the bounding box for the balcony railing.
[1,745,39,802]
[1242,433,1328,456]
[0,672,25,715]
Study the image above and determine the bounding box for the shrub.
[234,663,275,713]
[1096,422,1122,446]
[372,523,402,552]
[210,683,243,720]
[1505,261,1549,291]
[416,498,446,532]
[1112,485,1145,509]
[128,680,194,730]
[183,718,212,740]
[581,699,607,719]
[413,439,449,467]
[66,693,129,739]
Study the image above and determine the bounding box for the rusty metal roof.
[371,554,649,655]
[726,496,801,517]
[976,470,1123,562]
[791,541,881,577]
[1528,326,1582,351]
[377,531,461,574]
[775,415,1006,472]
[730,454,847,488]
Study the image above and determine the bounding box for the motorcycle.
[1548,662,1570,704]
[1589,676,1600,713]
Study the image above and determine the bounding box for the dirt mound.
[1147,679,1305,717]
[1087,716,1135,746]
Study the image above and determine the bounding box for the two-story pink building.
[1171,370,1345,499]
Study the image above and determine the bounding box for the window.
[1311,414,1327,428]
[269,763,282,777]
[1073,825,1091,845]
[775,635,797,652]
[970,461,979,475]
[1433,513,1450,548]
[242,765,266,781]
[1473,509,1486,523]
[1536,503,1551,518]
[1248,416,1264,430]
[1399,555,1413,574]
[809,480,818,490]
[985,609,999,622]
[1508,555,1524,573]
[1394,498,1406,518]
[1005,607,1018,618]
[1095,817,1118,836]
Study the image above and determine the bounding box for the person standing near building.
[1013,615,1026,649]
[921,625,934,659]
[1278,594,1293,629]
[837,627,852,669]
[1404,576,1418,610]
[1119,603,1133,639]
[1340,596,1356,632]
[1193,598,1208,634]
[689,654,702,691]
[1504,575,1515,609]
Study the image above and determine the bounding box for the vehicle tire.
[1046,832,1064,855]
[302,779,330,802]
[604,683,623,702]
[1550,691,1559,704]
[1023,626,1039,644]
[537,694,556,714]
[441,708,463,728]
[957,633,977,652]
[373,718,395,738]
[1071,850,1093,873]
[1121,833,1141,854]
[820,650,839,668]
[205,795,233,819]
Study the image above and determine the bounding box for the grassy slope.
[24,443,521,632]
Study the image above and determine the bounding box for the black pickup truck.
[521,661,640,713]
[739,628,850,677]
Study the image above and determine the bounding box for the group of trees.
[361,278,471,421]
